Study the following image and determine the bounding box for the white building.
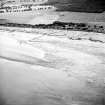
[5,0,48,5]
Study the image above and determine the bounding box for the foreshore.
[0,27,105,105]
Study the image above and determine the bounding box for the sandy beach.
[0,28,105,105]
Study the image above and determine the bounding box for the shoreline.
[0,21,105,34]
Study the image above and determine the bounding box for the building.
[5,0,48,5]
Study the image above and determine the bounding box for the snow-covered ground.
[0,28,105,105]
